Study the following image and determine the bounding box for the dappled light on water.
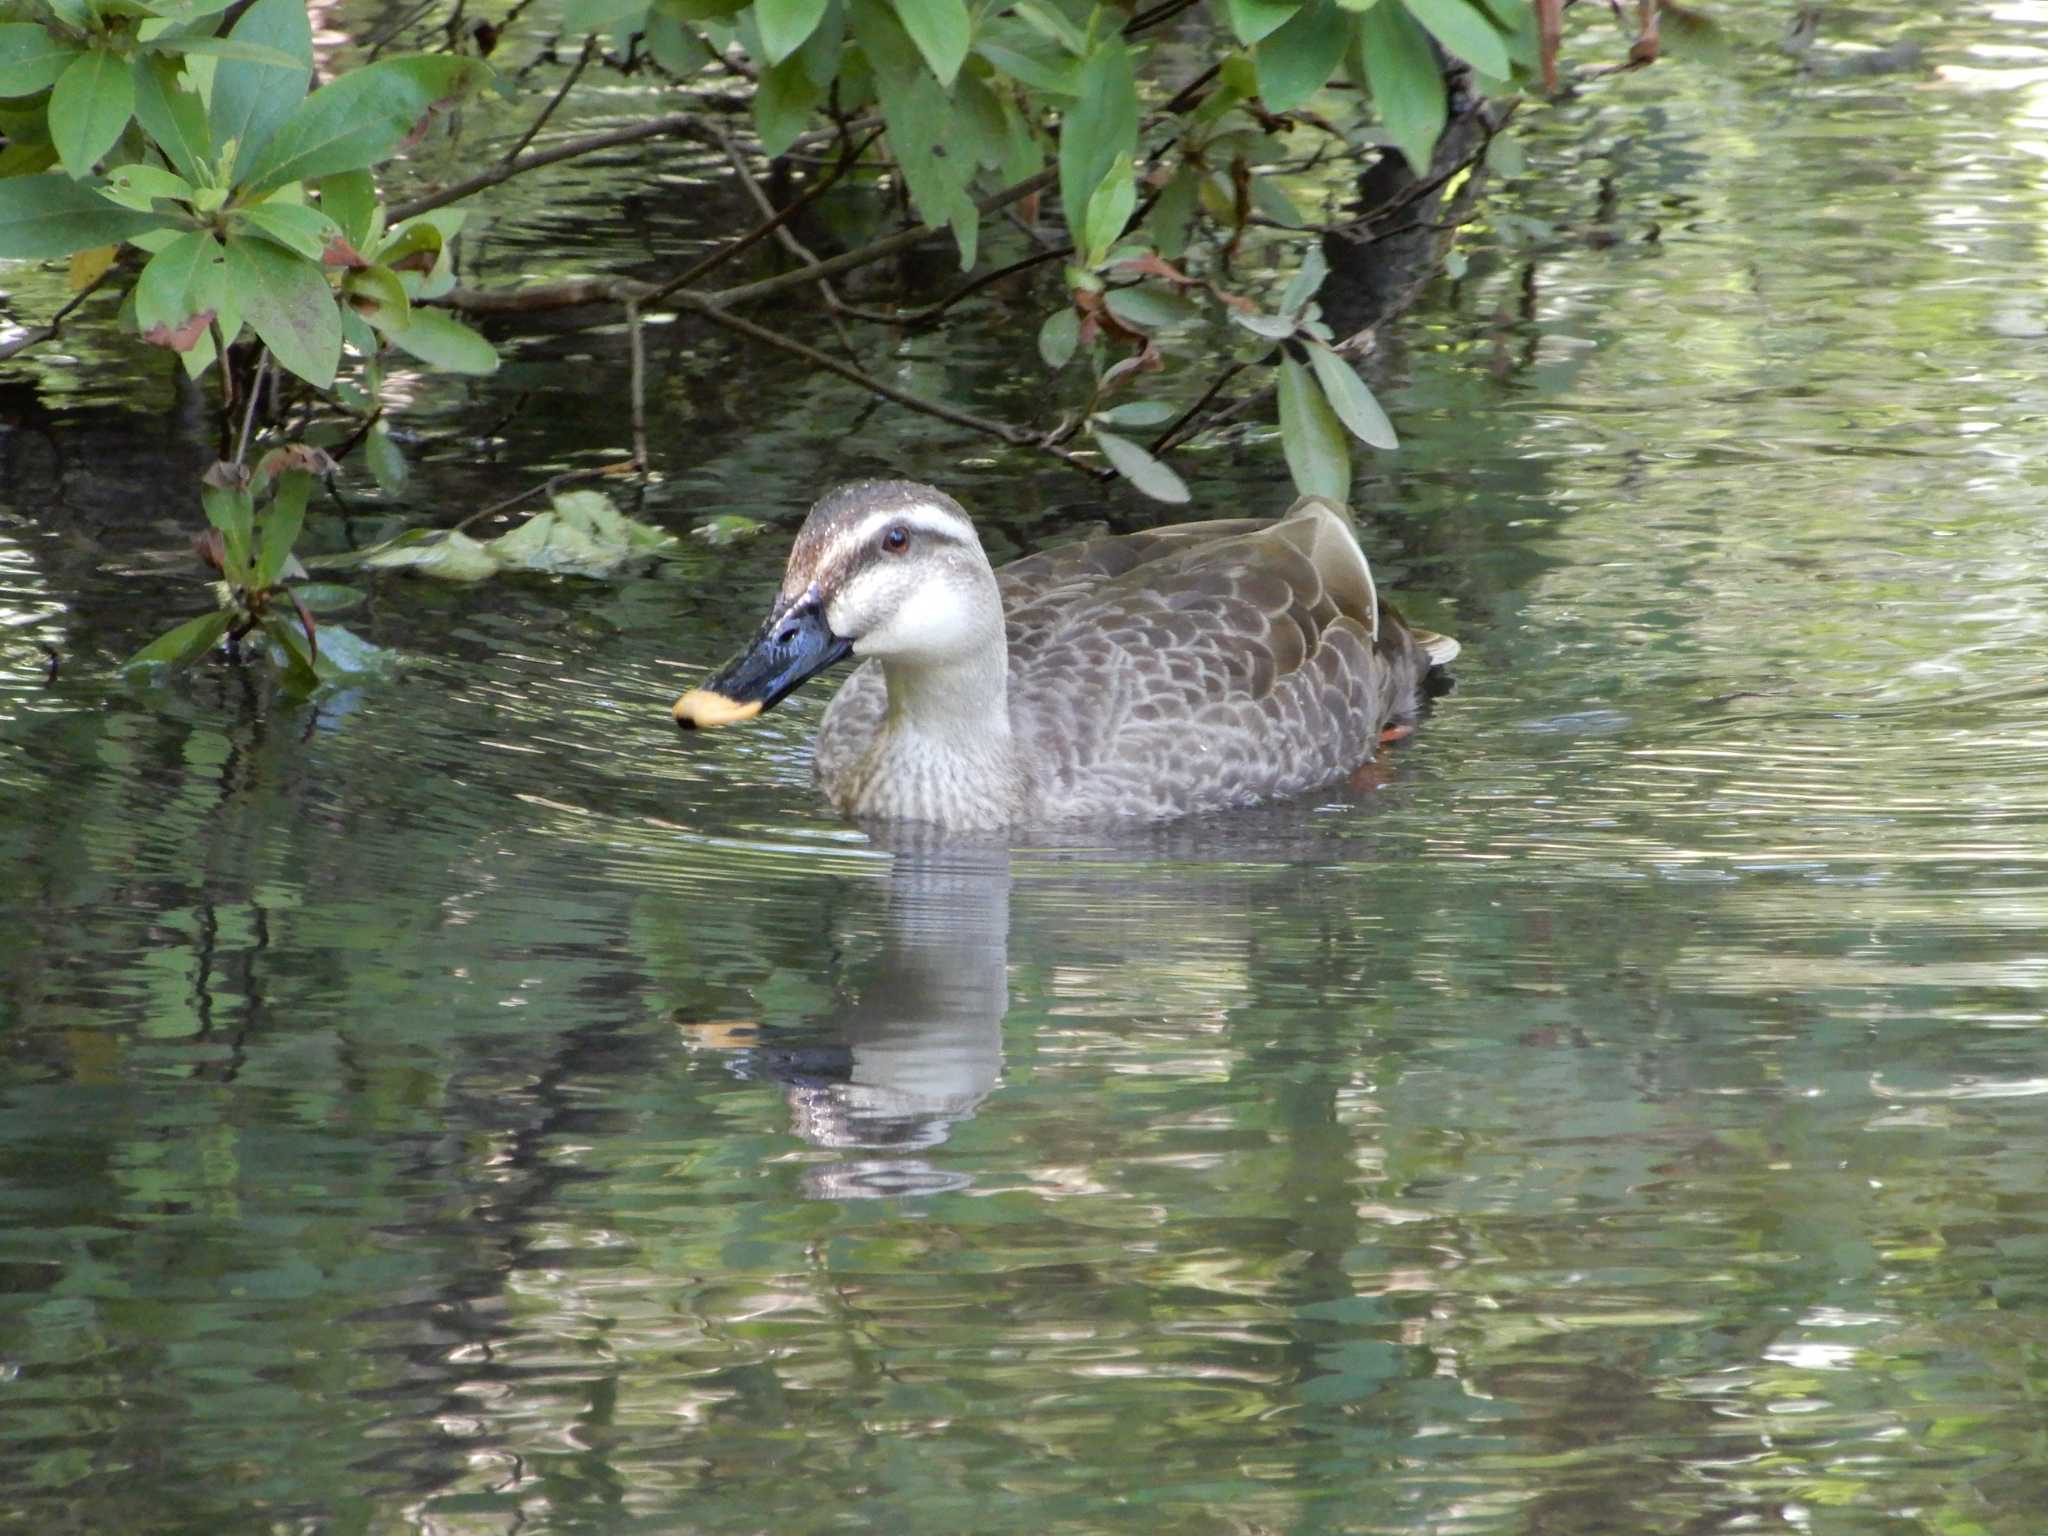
[4,4,2048,1533]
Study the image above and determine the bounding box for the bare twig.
[453,461,639,532]
[681,299,1102,473]
[833,243,1072,329]
[1150,360,1249,458]
[625,298,648,470]
[389,113,725,223]
[234,352,271,467]
[501,34,596,165]
[712,125,861,358]
[0,268,114,362]
[658,125,881,295]
[684,166,1058,310]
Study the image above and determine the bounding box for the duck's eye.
[882,525,910,554]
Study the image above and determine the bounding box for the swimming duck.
[673,480,1457,830]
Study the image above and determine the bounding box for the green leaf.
[379,308,498,374]
[1400,0,1510,78]
[225,233,341,386]
[0,171,174,258]
[972,36,1080,96]
[99,162,193,209]
[896,0,969,86]
[258,608,321,695]
[257,469,312,587]
[1282,243,1328,315]
[753,50,822,155]
[366,422,407,494]
[1010,0,1087,53]
[1081,151,1134,265]
[1038,305,1078,369]
[1256,0,1349,112]
[1230,307,1298,339]
[126,608,232,669]
[1091,429,1189,504]
[201,480,254,573]
[209,0,312,179]
[318,168,376,249]
[862,7,974,253]
[344,263,410,330]
[1307,344,1396,449]
[234,200,340,262]
[287,582,364,614]
[646,8,716,74]
[242,56,487,194]
[49,49,135,177]
[1150,162,1199,258]
[164,36,311,69]
[135,228,223,336]
[1277,354,1350,500]
[1355,1,1445,174]
[132,54,209,182]
[1058,37,1137,256]
[0,23,79,96]
[798,4,846,86]
[1226,0,1303,45]
[1093,399,1175,426]
[756,0,830,64]
[563,0,647,32]
[1102,283,1198,331]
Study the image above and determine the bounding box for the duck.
[672,480,1458,830]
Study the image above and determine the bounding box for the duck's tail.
[1411,627,1461,668]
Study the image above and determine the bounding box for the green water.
[5,7,2047,1533]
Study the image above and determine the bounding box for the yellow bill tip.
[673,689,763,729]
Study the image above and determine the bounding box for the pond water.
[5,5,2048,1533]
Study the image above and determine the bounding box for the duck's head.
[674,480,1001,729]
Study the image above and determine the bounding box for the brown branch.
[0,267,114,362]
[679,298,1100,473]
[687,166,1058,310]
[389,112,724,223]
[1150,360,1249,459]
[625,298,648,471]
[659,126,882,295]
[501,33,595,165]
[453,461,639,532]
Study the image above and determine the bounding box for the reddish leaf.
[1110,252,1195,285]
[142,309,217,352]
[323,235,368,269]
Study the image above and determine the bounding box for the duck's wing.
[1005,500,1450,819]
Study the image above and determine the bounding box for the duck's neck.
[850,641,1019,829]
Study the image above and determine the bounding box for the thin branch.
[234,352,271,467]
[625,298,648,471]
[1150,360,1248,458]
[389,113,725,223]
[0,267,115,362]
[453,461,639,532]
[677,297,1099,472]
[500,33,596,165]
[685,166,1058,311]
[712,124,861,358]
[832,242,1072,330]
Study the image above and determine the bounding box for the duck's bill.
[673,600,853,730]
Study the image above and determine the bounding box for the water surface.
[4,5,2047,1532]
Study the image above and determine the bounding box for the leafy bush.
[0,0,1617,683]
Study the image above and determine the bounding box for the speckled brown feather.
[811,496,1452,825]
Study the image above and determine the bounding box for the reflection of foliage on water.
[5,3,2047,1533]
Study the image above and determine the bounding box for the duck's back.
[816,501,1449,823]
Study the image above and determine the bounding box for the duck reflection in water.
[692,841,1012,1199]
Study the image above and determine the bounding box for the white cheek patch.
[851,578,975,658]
